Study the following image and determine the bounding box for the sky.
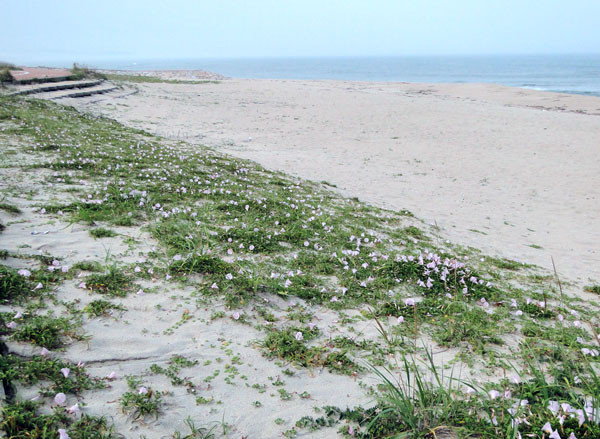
[2,0,600,65]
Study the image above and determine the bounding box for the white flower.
[54,392,66,405]
[404,298,416,306]
[397,316,404,324]
[225,273,233,280]
[138,386,148,395]
[18,269,31,277]
[541,422,553,433]
[232,312,240,320]
[295,332,303,341]
[60,368,70,378]
[173,254,182,261]
[58,429,70,439]
[549,430,561,439]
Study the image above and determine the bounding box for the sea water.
[88,54,600,97]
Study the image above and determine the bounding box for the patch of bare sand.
[66,79,600,285]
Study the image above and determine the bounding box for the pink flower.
[41,347,50,356]
[58,429,70,439]
[14,311,22,319]
[54,392,66,405]
[78,282,86,289]
[541,422,553,434]
[404,298,415,306]
[18,269,31,277]
[295,332,304,341]
[232,312,240,320]
[6,321,17,329]
[138,387,148,395]
[60,368,70,378]
[67,403,79,414]
[225,273,233,280]
[397,316,404,324]
[549,430,561,439]
[107,371,117,380]
[173,254,182,261]
[488,390,500,399]
[348,425,355,436]
[34,282,43,290]
[61,266,69,273]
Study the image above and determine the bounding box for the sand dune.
[67,78,600,284]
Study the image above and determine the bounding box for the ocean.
[92,54,600,97]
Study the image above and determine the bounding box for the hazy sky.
[2,0,600,64]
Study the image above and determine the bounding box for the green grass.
[89,227,118,238]
[10,315,76,349]
[83,299,125,317]
[584,285,600,294]
[0,401,119,439]
[2,355,104,395]
[120,376,163,421]
[86,264,134,296]
[0,202,21,214]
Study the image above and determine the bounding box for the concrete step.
[7,79,104,96]
[37,84,120,100]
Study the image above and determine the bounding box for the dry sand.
[68,78,600,285]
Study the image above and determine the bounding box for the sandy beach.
[69,77,600,285]
[3,74,600,438]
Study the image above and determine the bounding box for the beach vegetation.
[83,299,125,317]
[1,93,599,438]
[104,73,219,85]
[85,264,134,296]
[70,63,107,80]
[89,227,118,238]
[584,285,600,294]
[0,202,21,214]
[120,376,163,421]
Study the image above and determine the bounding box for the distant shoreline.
[12,53,600,97]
